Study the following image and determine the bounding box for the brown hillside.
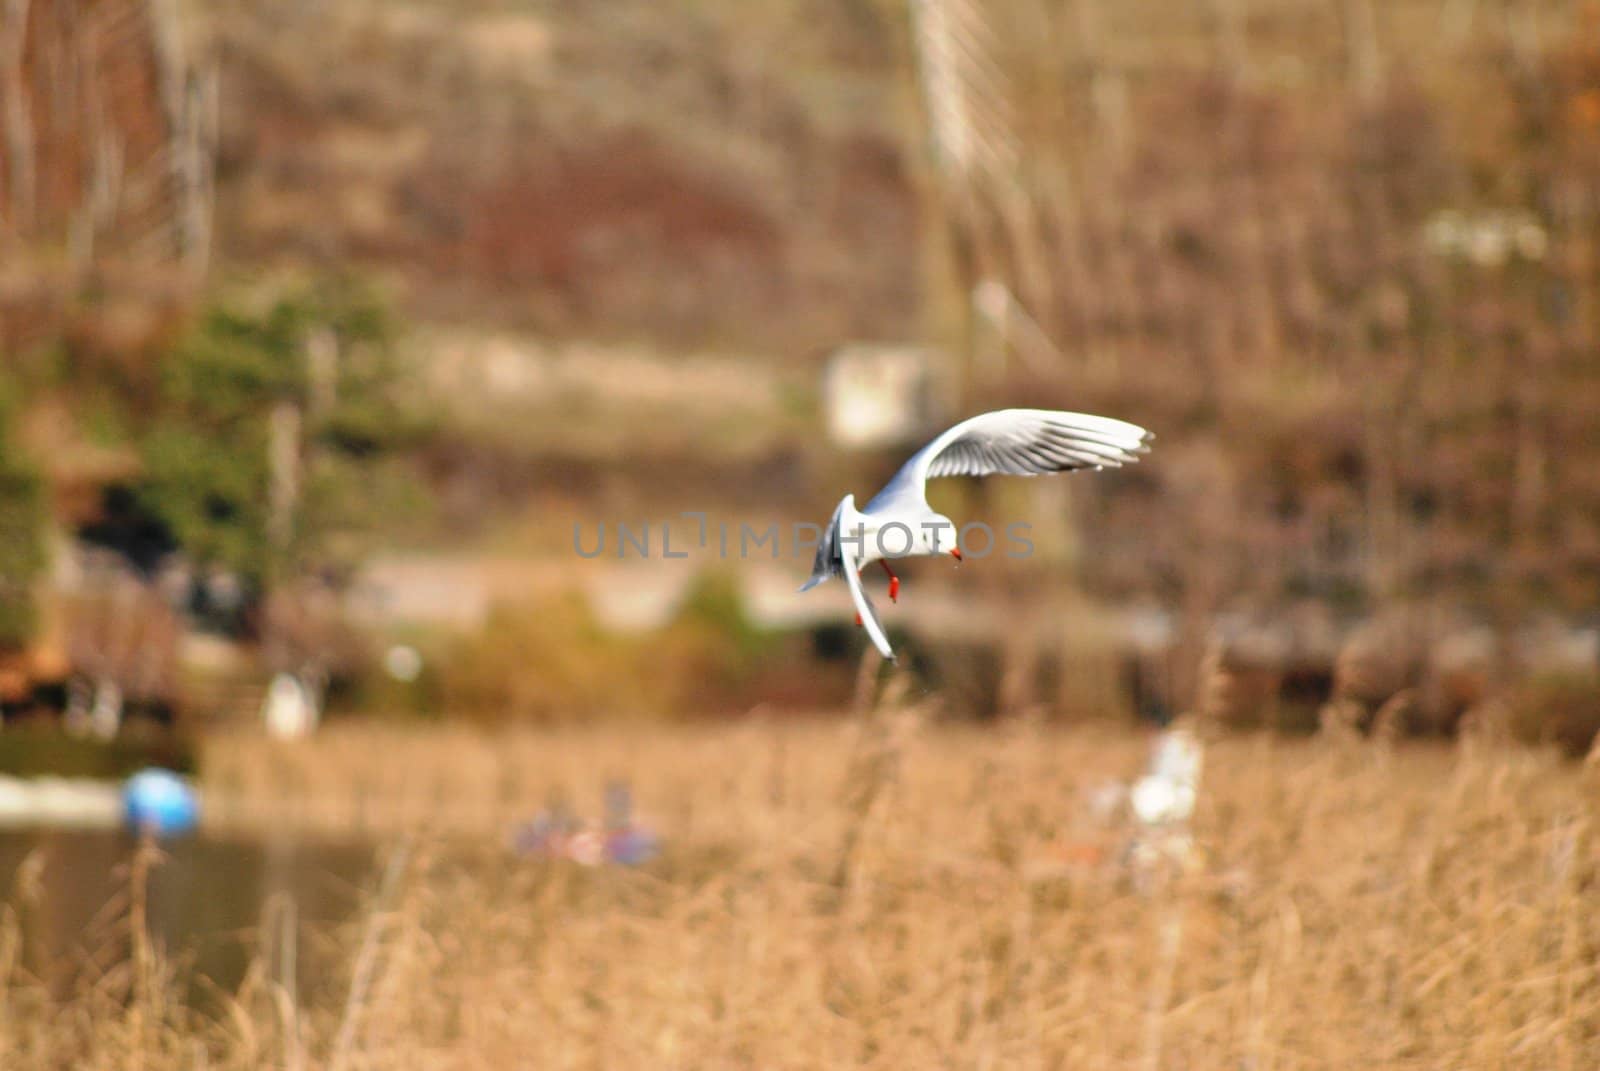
[205,0,923,353]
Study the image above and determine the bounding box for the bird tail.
[798,572,829,593]
[797,495,849,593]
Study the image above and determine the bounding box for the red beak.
[950,548,963,562]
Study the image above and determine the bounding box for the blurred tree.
[138,278,428,596]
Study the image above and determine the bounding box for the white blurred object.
[567,831,604,867]
[971,279,1062,378]
[821,345,942,449]
[263,673,319,740]
[1131,777,1191,825]
[1151,729,1203,791]
[0,777,122,829]
[88,679,123,742]
[383,645,423,683]
[1423,208,1547,266]
[1125,728,1206,891]
[1131,728,1203,825]
[908,0,1019,190]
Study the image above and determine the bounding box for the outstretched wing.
[840,522,895,663]
[865,408,1152,512]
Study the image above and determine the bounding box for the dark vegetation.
[11,280,425,590]
[139,280,427,588]
[0,387,47,648]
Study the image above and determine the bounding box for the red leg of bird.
[879,559,900,603]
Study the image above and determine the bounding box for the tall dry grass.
[4,715,1599,1068]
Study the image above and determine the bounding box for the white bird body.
[818,495,958,568]
[801,408,1153,662]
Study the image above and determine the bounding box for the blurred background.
[8,4,1600,1063]
[3,0,1600,757]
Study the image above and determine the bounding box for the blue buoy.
[121,768,200,837]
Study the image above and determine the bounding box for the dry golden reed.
[5,718,1600,1070]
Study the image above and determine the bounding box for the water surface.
[0,829,378,1006]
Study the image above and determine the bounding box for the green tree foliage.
[0,382,48,647]
[139,278,428,590]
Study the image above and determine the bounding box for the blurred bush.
[438,594,678,724]
[436,573,805,724]
[0,384,48,648]
[1509,674,1600,758]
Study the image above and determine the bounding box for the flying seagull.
[800,408,1153,662]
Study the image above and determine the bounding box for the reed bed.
[4,715,1599,1069]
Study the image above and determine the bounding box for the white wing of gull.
[865,408,1153,514]
[838,510,896,662]
[801,408,1154,665]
